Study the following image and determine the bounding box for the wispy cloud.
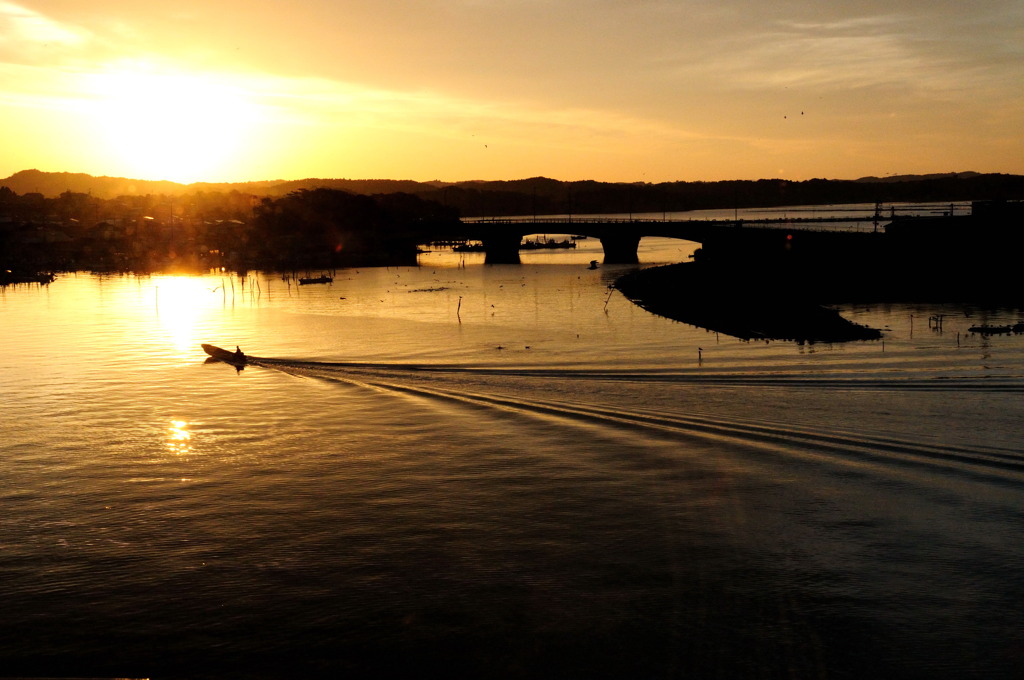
[0,2,86,44]
[657,8,1022,100]
[698,16,936,92]
[0,2,93,66]
[228,69,718,160]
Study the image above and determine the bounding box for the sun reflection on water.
[167,419,193,455]
[153,275,216,350]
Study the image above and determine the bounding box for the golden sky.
[1,0,1022,184]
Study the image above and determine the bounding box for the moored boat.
[520,238,576,250]
[967,325,1013,334]
[298,274,333,285]
[1,271,56,285]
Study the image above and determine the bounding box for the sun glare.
[85,64,261,183]
[153,276,210,349]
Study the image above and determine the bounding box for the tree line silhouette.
[0,187,458,273]
[5,169,1023,216]
[3,170,1023,273]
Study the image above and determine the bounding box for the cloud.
[0,1,85,44]
[675,15,991,101]
[0,2,91,64]
[258,71,711,144]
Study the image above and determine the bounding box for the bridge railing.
[461,217,642,225]
[459,216,890,233]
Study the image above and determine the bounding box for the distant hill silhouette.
[263,178,448,197]
[2,169,192,198]
[854,171,982,183]
[0,169,449,200]
[3,168,1022,217]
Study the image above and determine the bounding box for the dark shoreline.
[615,262,884,343]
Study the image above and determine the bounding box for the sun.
[84,63,261,183]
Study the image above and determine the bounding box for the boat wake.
[249,357,1024,488]
[251,357,1024,392]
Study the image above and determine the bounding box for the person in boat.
[234,346,245,362]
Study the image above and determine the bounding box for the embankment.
[615,262,883,343]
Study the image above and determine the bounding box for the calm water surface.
[3,236,1024,679]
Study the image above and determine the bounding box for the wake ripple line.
[252,359,1024,392]
[263,361,1024,486]
[419,386,1024,483]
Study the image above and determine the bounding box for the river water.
[3,230,1024,679]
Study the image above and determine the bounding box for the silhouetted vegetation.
[0,185,458,273]
[428,173,1024,217]
[4,169,1023,216]
[250,189,459,268]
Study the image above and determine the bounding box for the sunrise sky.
[1,0,1021,184]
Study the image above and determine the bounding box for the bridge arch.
[442,216,886,266]
[465,219,711,264]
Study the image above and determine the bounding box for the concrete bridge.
[448,216,886,264]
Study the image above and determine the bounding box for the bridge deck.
[458,215,889,233]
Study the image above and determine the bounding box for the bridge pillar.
[600,233,641,264]
[482,233,521,264]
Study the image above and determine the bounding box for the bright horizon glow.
[81,63,264,183]
[1,1,1022,184]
